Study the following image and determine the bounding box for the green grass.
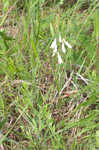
[0,0,99,149]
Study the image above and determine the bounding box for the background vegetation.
[0,0,99,149]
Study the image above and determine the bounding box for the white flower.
[57,52,63,64]
[52,46,57,56]
[62,42,66,53]
[63,39,72,49]
[50,38,58,56]
[50,38,57,49]
[50,34,72,64]
[59,33,62,43]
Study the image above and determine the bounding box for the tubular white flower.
[62,42,66,53]
[50,38,57,49]
[52,46,57,56]
[59,33,62,43]
[63,39,72,49]
[57,52,63,64]
[50,34,72,64]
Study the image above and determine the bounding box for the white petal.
[57,52,63,64]
[52,46,57,56]
[50,38,57,49]
[63,39,72,49]
[59,33,62,43]
[62,42,66,53]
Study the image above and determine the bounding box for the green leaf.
[31,39,38,59]
[96,130,99,148]
[0,119,6,130]
[2,0,9,13]
[95,10,99,38]
[0,31,15,50]
[0,31,14,40]
[50,23,55,37]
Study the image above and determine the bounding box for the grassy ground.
[0,0,99,149]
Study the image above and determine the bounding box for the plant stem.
[96,36,99,75]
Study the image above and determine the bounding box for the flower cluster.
[50,33,72,64]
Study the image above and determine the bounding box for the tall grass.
[0,0,99,149]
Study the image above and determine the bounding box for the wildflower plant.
[50,33,72,64]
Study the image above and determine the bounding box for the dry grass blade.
[0,80,32,88]
[0,133,4,150]
[59,71,74,96]
[76,73,89,85]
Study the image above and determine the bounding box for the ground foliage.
[0,0,99,150]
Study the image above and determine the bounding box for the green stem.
[96,36,99,75]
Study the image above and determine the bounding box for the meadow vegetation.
[0,0,99,149]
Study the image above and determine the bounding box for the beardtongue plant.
[50,33,72,64]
